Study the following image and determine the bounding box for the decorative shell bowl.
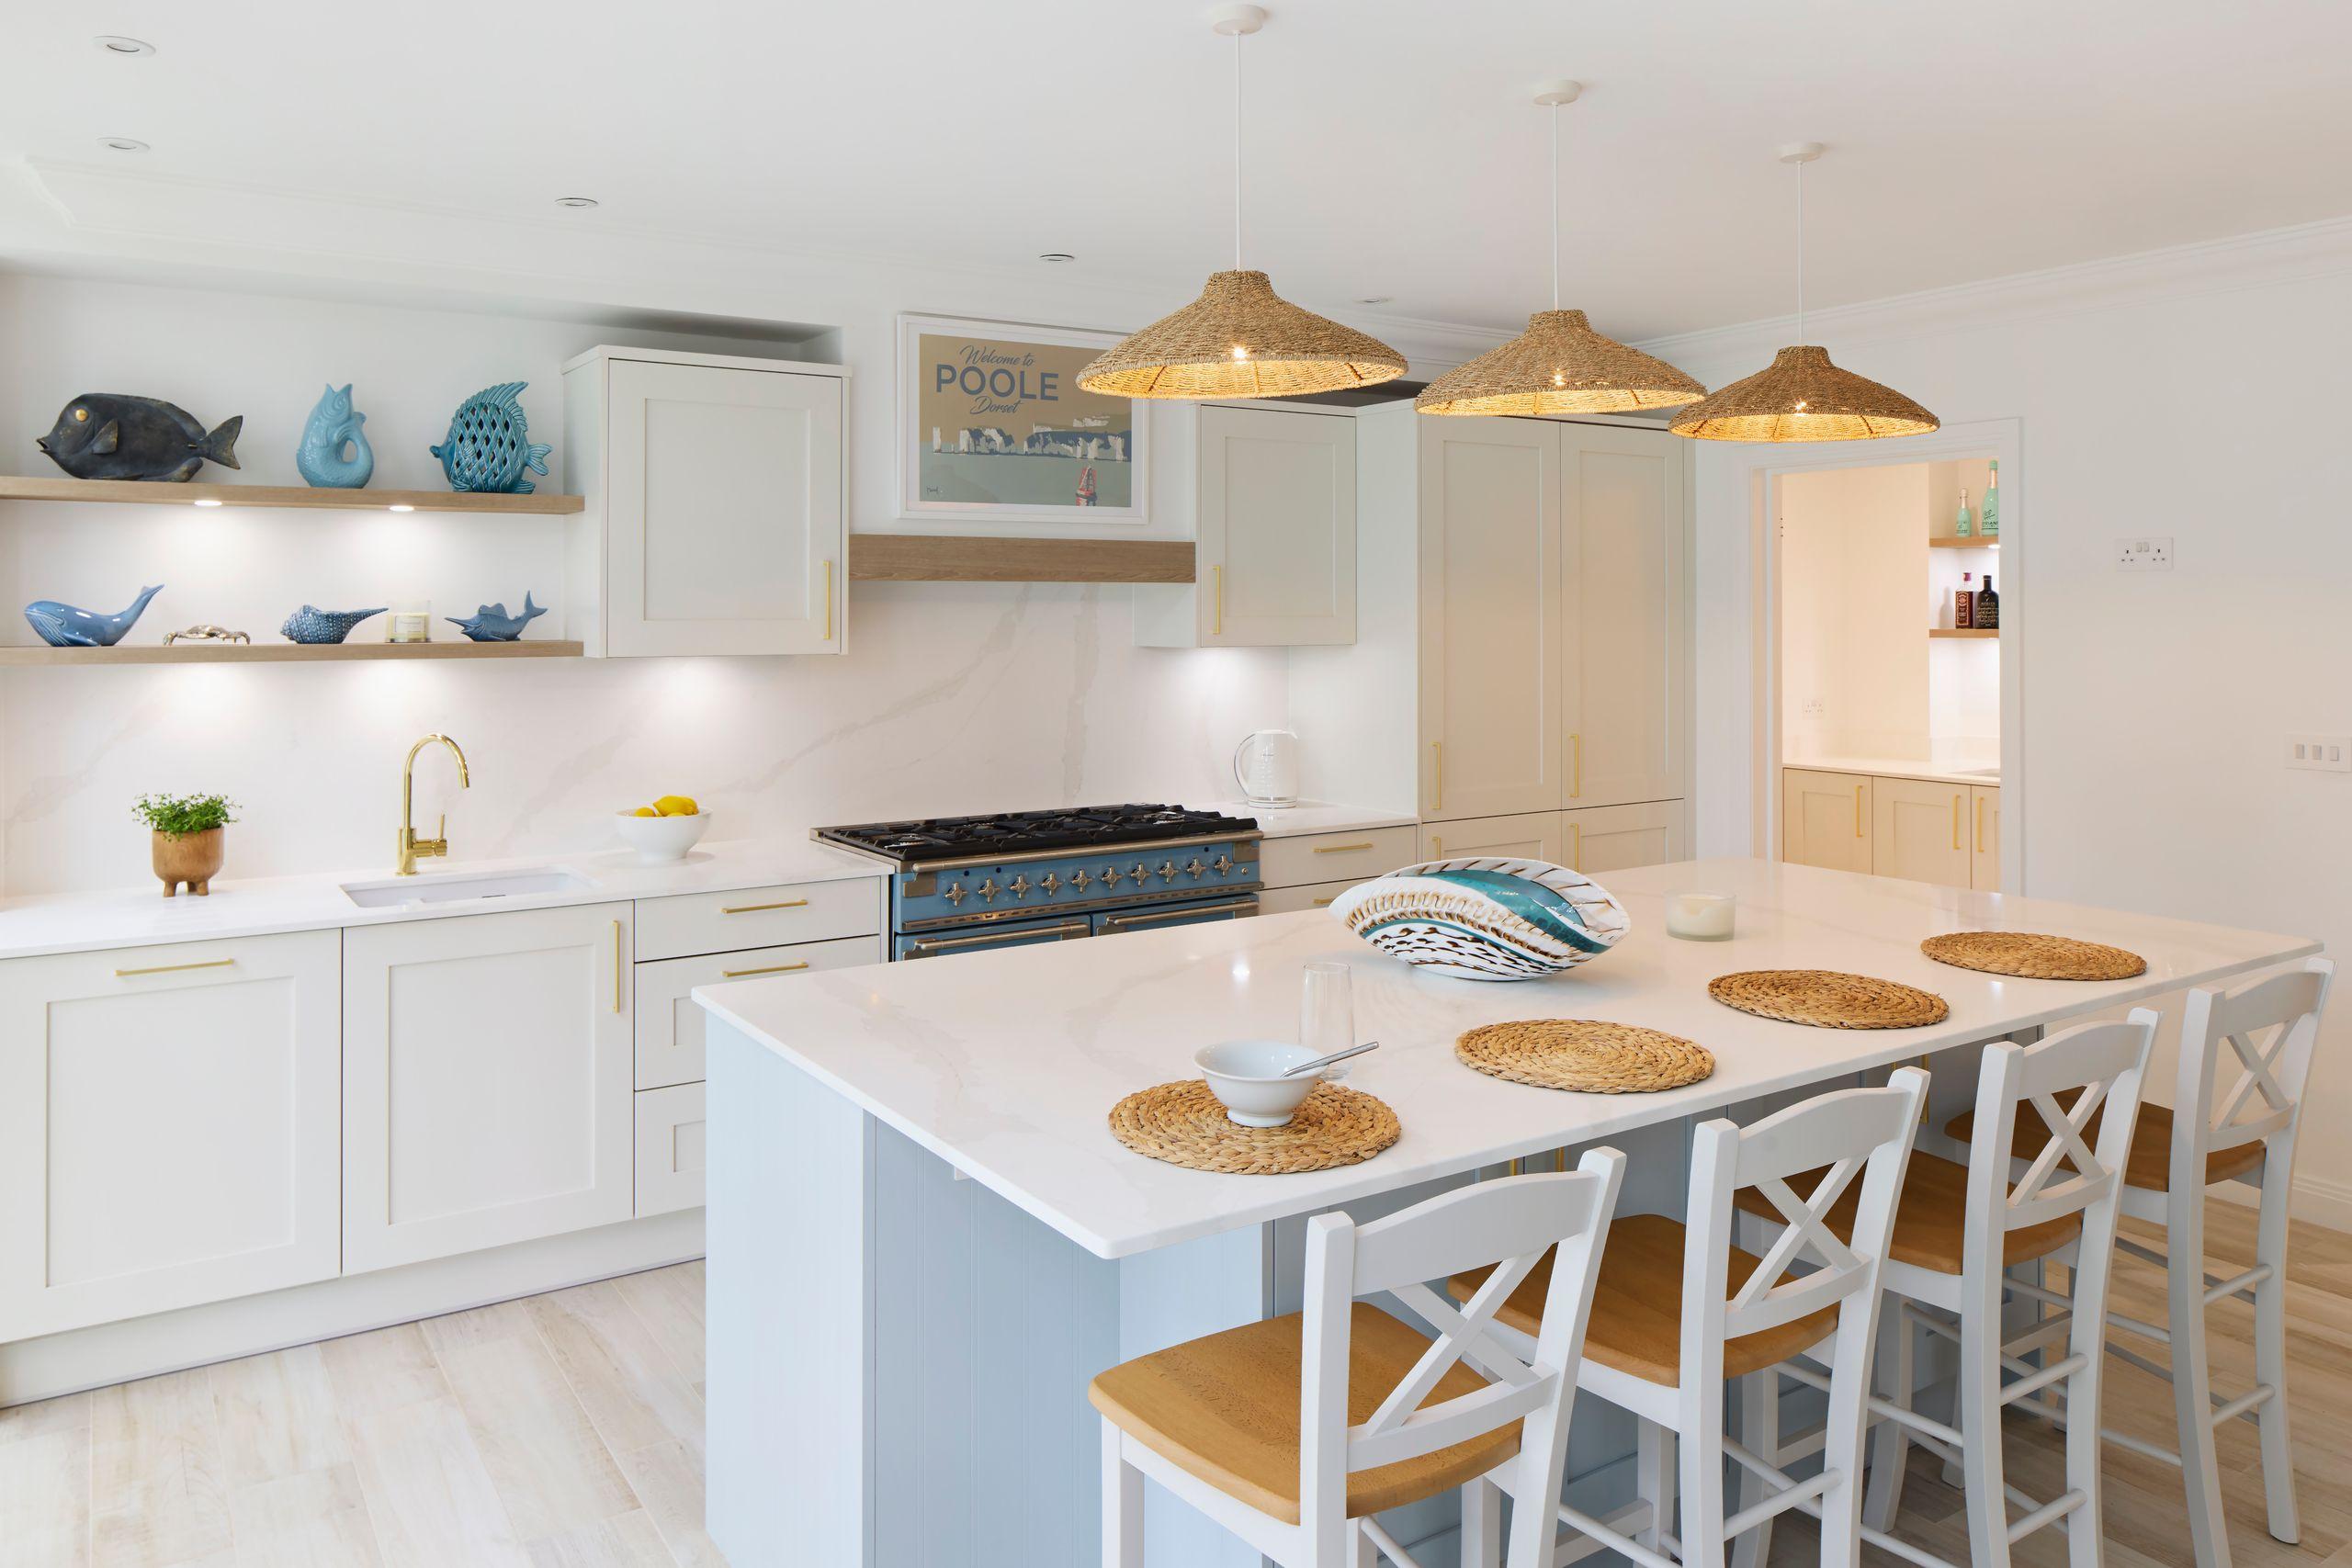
[1326,858,1631,981]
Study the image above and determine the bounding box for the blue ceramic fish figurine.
[37,396,241,482]
[295,384,374,489]
[428,382,551,494]
[25,584,165,648]
[447,592,548,642]
[280,604,387,644]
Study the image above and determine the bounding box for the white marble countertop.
[1785,755,2002,787]
[695,857,2315,1260]
[0,835,888,962]
[1183,799,1419,837]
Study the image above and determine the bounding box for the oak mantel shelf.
[0,640,584,667]
[0,475,583,515]
[847,533,1194,584]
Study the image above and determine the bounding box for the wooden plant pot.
[153,827,225,897]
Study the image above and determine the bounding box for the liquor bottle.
[1953,487,1973,538]
[1954,573,1973,628]
[1980,461,1999,537]
[1975,574,1998,629]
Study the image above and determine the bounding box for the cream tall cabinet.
[1418,417,1689,828]
[563,346,846,658]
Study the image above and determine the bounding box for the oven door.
[894,914,1093,961]
[1091,895,1260,938]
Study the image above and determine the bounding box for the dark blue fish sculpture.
[429,382,551,494]
[447,592,548,642]
[280,604,387,644]
[37,395,242,482]
[25,584,165,648]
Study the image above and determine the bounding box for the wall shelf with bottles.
[1928,536,1998,548]
[1928,628,1998,640]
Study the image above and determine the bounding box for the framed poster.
[897,313,1148,525]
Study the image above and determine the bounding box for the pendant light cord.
[1550,98,1561,311]
[1794,153,1806,345]
[1232,28,1244,271]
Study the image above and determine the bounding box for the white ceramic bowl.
[614,810,712,863]
[1194,1039,1326,1127]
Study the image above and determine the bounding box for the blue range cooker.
[812,805,1262,960]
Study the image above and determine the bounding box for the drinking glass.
[1301,962,1354,1075]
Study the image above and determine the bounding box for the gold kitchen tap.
[397,733,471,874]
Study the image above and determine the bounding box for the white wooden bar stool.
[1091,1150,1625,1568]
[1777,1012,2155,1568]
[1945,959,2335,1568]
[1451,1071,1928,1568]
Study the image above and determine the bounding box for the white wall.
[1666,230,2352,1221]
[0,274,1291,895]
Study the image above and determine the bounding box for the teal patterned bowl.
[1327,858,1632,981]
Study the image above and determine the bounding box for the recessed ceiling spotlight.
[1038,252,1076,263]
[1355,296,1393,306]
[554,196,600,209]
[94,35,156,56]
[99,137,150,153]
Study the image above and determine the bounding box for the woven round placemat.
[1919,931,2148,982]
[1709,970,1951,1030]
[1455,1020,1715,1094]
[1107,1079,1401,1174]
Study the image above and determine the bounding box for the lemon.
[653,794,698,818]
[630,806,659,818]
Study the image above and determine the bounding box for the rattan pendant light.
[1669,143,1938,443]
[1077,5,1406,400]
[1417,83,1704,417]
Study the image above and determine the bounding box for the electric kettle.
[1232,729,1301,808]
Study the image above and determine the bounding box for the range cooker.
[813,805,1262,960]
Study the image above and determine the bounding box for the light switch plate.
[2287,734,2351,772]
[2117,536,2174,570]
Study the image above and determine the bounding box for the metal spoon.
[1282,1041,1381,1077]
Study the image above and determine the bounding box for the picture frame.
[895,312,1149,526]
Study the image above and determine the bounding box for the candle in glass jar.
[1666,891,1736,941]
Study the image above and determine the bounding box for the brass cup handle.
[114,957,234,979]
[722,961,810,978]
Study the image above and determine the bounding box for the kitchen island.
[695,858,2314,1568]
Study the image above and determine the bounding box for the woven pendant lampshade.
[1419,83,1703,417]
[1670,143,1937,444]
[1078,5,1406,401]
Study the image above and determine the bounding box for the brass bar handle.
[722,961,810,978]
[1311,841,1375,855]
[1102,898,1257,930]
[1431,740,1443,811]
[1430,836,1442,857]
[1570,821,1582,873]
[721,898,808,914]
[613,921,625,1013]
[114,957,234,979]
[1570,733,1582,799]
[908,920,1091,955]
[1311,897,1337,908]
[1855,784,1865,838]
[1951,795,1962,852]
[823,559,835,642]
[1975,795,1986,853]
[1212,565,1224,637]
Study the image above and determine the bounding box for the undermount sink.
[341,866,594,909]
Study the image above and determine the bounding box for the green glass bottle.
[1981,461,1999,537]
[1953,487,1973,538]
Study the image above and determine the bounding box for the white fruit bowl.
[614,811,712,863]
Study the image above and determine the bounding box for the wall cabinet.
[1136,403,1358,648]
[563,346,846,658]
[1422,803,1687,875]
[1781,768,1875,874]
[344,903,636,1273]
[0,932,342,1340]
[1419,419,1686,821]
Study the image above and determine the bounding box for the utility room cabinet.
[1781,768,2003,892]
[563,346,846,658]
[1781,768,1875,874]
[1135,404,1357,648]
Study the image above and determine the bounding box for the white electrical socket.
[2286,734,2352,773]
[2117,537,2174,571]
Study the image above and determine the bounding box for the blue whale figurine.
[447,592,548,642]
[25,584,165,648]
[296,383,375,489]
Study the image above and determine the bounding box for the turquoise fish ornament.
[296,383,374,489]
[25,584,164,648]
[447,592,548,642]
[429,382,551,494]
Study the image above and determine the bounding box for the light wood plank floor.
[3,1207,2348,1567]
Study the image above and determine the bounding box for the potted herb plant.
[132,792,239,897]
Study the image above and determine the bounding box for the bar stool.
[1760,1013,2155,1568]
[1452,1070,1928,1568]
[1091,1150,1625,1568]
[1945,959,2334,1568]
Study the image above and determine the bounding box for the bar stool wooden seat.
[1092,1151,1625,1568]
[1949,960,2335,1568]
[1451,1071,1928,1568]
[1733,1147,2085,1276]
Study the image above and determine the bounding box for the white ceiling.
[5,0,2349,342]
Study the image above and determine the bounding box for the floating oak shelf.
[1929,628,1998,639]
[0,640,584,667]
[1928,536,1997,548]
[848,533,1195,584]
[0,475,583,514]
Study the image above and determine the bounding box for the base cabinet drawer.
[1563,800,1684,875]
[634,876,882,962]
[635,1083,707,1216]
[1259,825,1419,889]
[636,933,883,1089]
[1419,813,1562,864]
[1259,879,1367,915]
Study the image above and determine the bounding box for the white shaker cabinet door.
[1417,811,1565,864]
[344,903,636,1273]
[1560,424,1686,809]
[1562,800,1685,876]
[605,357,843,657]
[1871,775,1972,889]
[1198,404,1357,647]
[0,931,341,1340]
[1782,768,1874,874]
[1419,417,1563,820]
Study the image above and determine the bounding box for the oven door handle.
[903,919,1092,958]
[1099,897,1259,932]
